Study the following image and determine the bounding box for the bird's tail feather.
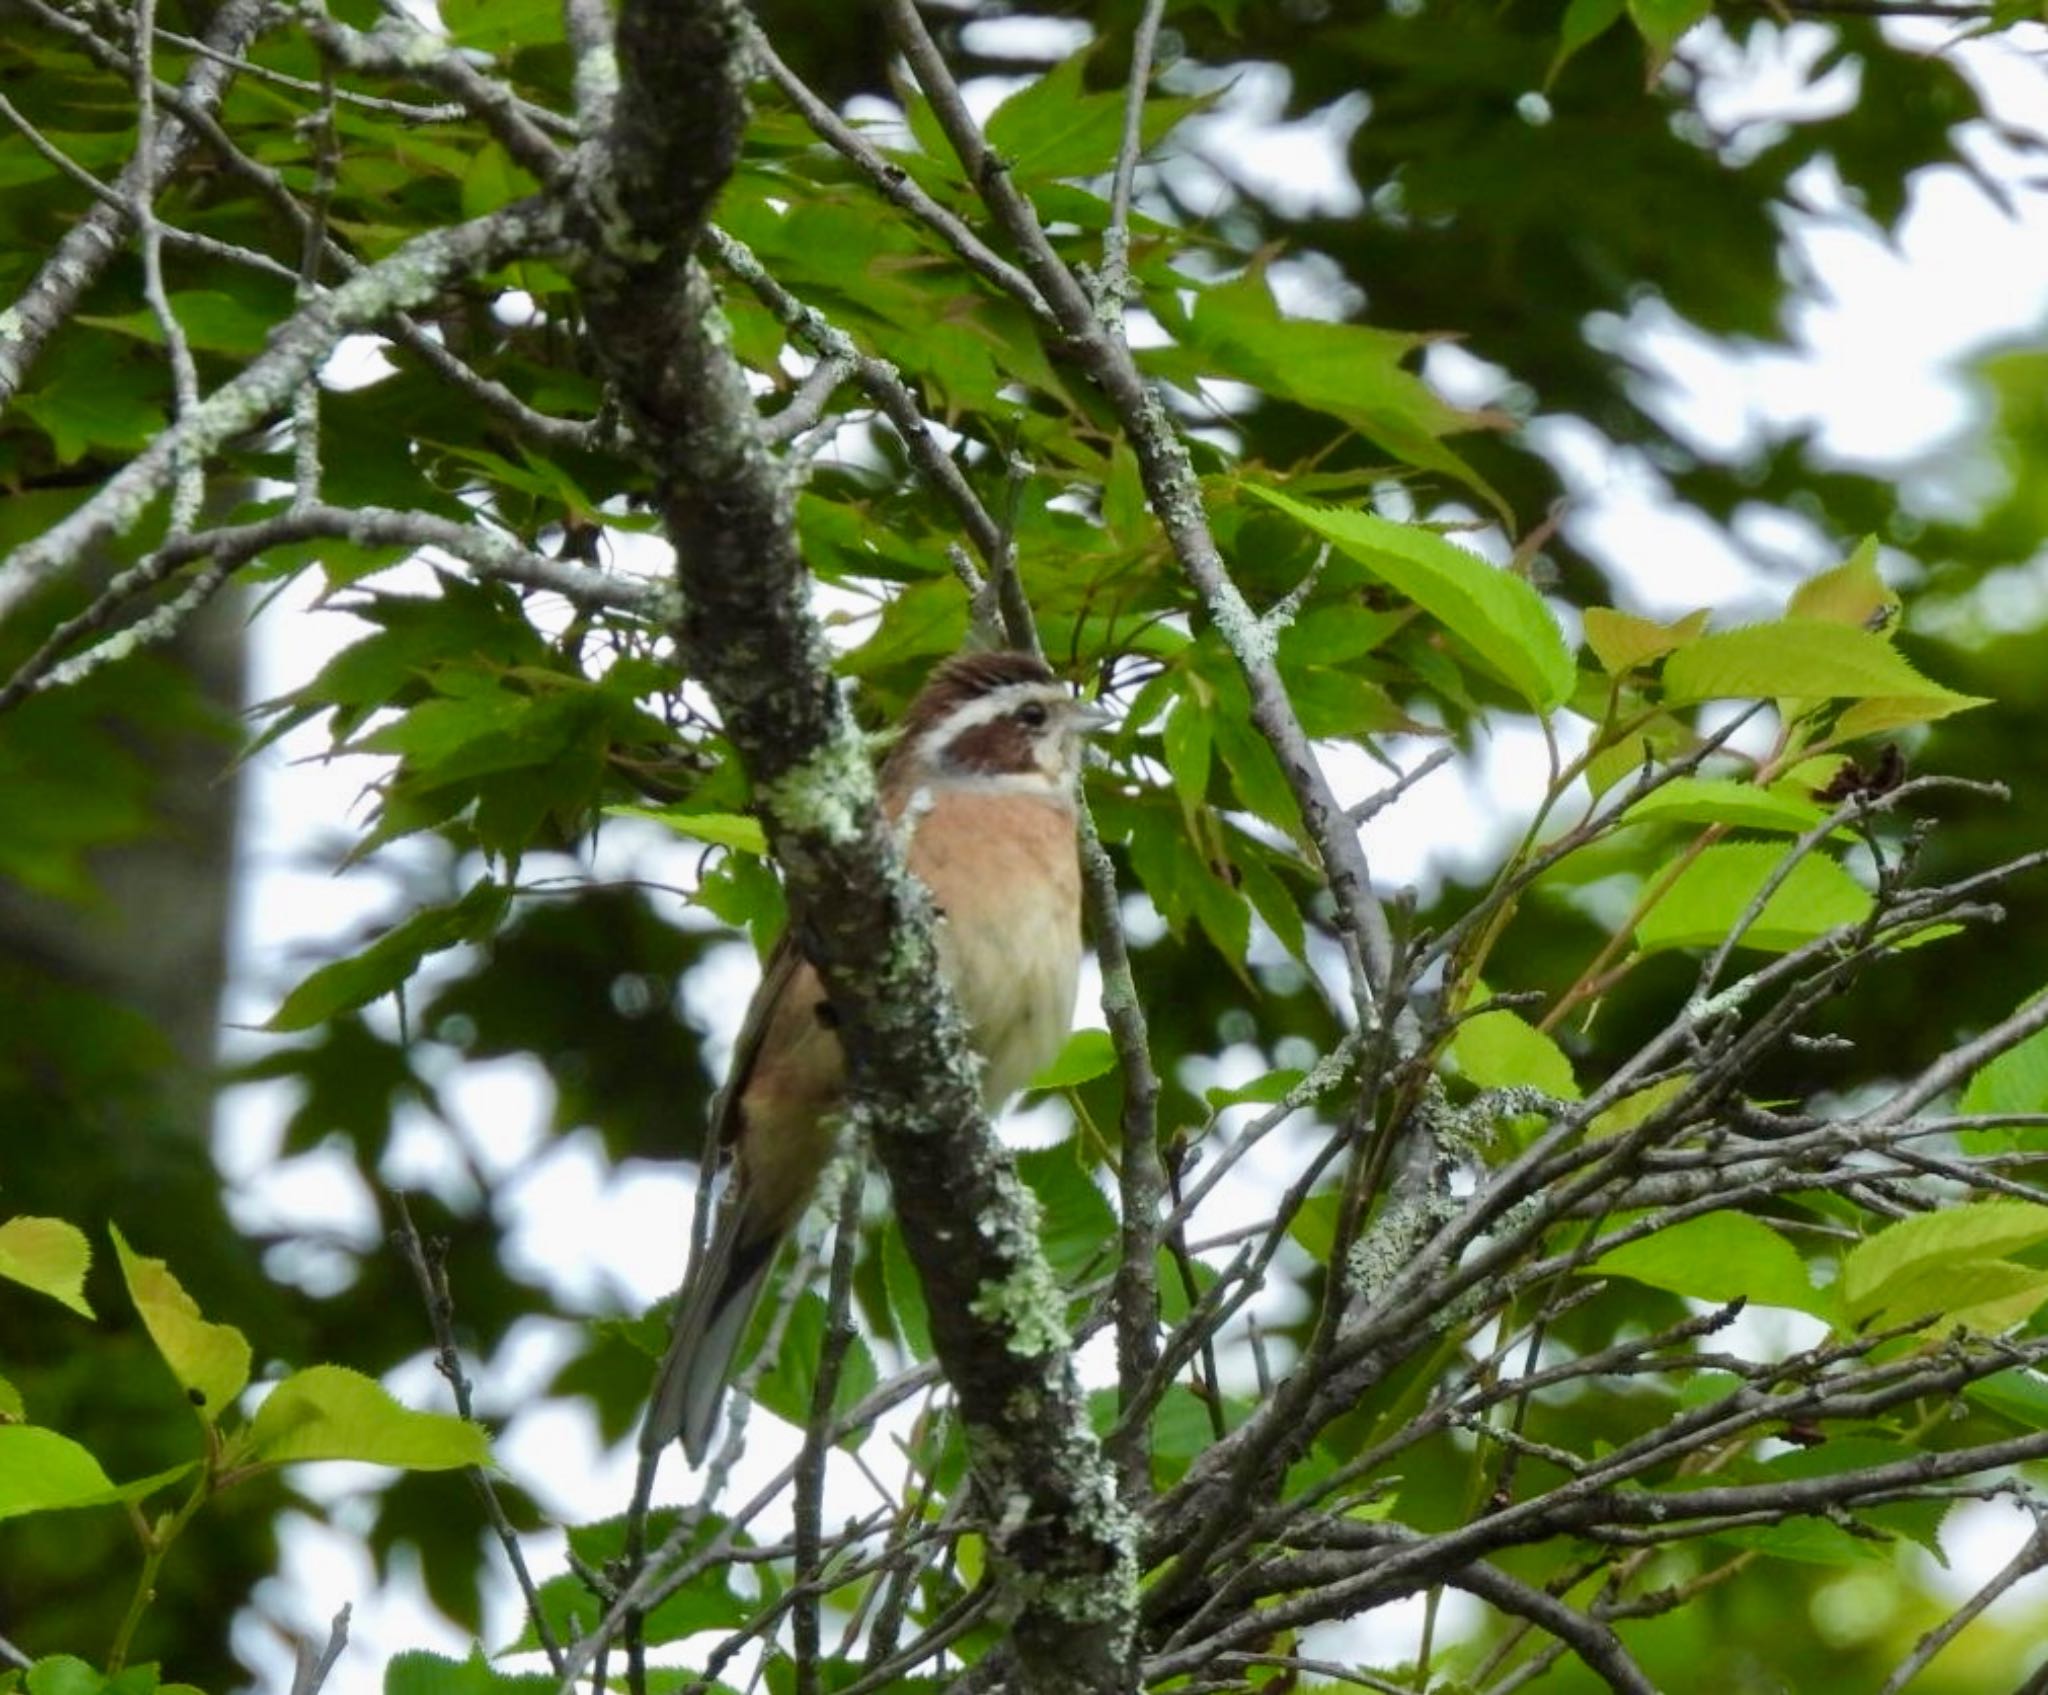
[643,1206,781,1464]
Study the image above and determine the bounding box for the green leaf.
[1848,1258,2048,1336]
[1830,694,1977,742]
[1582,606,1708,675]
[266,879,511,1031]
[1248,488,1574,711]
[1617,777,1827,834]
[607,806,768,855]
[1788,538,1899,629]
[1662,619,1985,717]
[1017,1145,1117,1286]
[0,1430,114,1522]
[1965,1367,2048,1429]
[0,1217,93,1316]
[1449,1007,1579,1099]
[1173,275,1507,514]
[1959,993,2048,1151]
[985,49,1203,183]
[1840,1201,2048,1324]
[749,1293,879,1442]
[76,289,281,356]
[1634,843,1871,955]
[1626,0,1710,68]
[1205,1070,1307,1110]
[1707,1514,1887,1567]
[1033,1028,1116,1090]
[111,1225,251,1422]
[0,1374,21,1422]
[1587,1075,1691,1139]
[239,1365,490,1470]
[519,1514,751,1653]
[385,1648,559,1695]
[1162,697,1212,816]
[879,1223,932,1360]
[1591,1212,1823,1316]
[1550,0,1626,83]
[0,1431,189,1523]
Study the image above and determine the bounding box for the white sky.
[206,14,2048,1692]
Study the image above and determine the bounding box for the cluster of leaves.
[5,0,2048,1692]
[0,1216,484,1688]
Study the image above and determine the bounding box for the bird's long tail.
[642,1194,782,1464]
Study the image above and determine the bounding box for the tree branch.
[0,0,267,408]
[566,5,1135,1692]
[0,200,566,622]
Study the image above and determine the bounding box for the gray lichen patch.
[758,713,875,846]
[970,1256,1069,1359]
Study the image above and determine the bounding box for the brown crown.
[897,650,1056,742]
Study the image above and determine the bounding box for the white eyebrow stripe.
[913,681,1068,760]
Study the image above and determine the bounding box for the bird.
[644,649,1111,1462]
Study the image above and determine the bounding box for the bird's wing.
[644,932,834,1462]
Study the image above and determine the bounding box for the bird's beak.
[1069,699,1116,735]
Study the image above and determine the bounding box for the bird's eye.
[1016,701,1050,730]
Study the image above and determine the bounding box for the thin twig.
[1099,0,1168,309]
[389,1193,565,1675]
[1877,1510,2048,1694]
[286,1605,353,1695]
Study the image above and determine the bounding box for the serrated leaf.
[1965,1367,2048,1429]
[1449,1007,1579,1100]
[1017,1145,1117,1286]
[1662,619,1985,716]
[1590,1212,1823,1316]
[880,1223,932,1360]
[266,879,510,1031]
[240,1365,489,1470]
[1618,777,1827,834]
[384,1648,560,1695]
[985,48,1204,183]
[1033,1028,1116,1090]
[1248,488,1573,711]
[1840,1201,2048,1323]
[0,1217,93,1316]
[1176,277,1507,515]
[1831,695,1970,742]
[1850,1258,2048,1336]
[1582,606,1708,674]
[1789,539,1899,629]
[111,1226,250,1422]
[1634,843,1870,955]
[607,806,768,855]
[1707,1514,1887,1567]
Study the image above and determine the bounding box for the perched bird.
[644,650,1110,1462]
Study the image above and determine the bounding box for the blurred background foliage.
[3,0,2047,1689]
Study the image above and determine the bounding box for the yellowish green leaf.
[0,1217,93,1317]
[111,1226,251,1422]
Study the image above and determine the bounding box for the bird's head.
[886,650,1113,797]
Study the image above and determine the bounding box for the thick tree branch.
[567,5,1134,1692]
